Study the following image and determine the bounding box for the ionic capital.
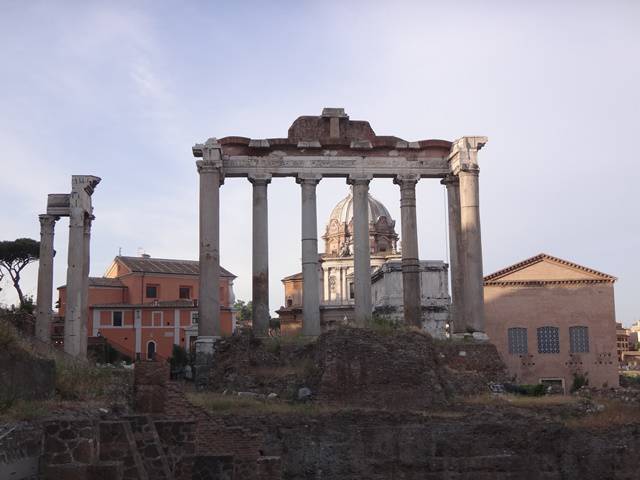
[248,173,272,186]
[448,136,487,175]
[39,214,59,232]
[347,173,373,186]
[440,174,459,187]
[393,173,420,188]
[296,173,322,186]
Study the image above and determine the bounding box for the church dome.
[328,188,393,225]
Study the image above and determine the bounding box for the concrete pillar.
[249,174,271,336]
[35,214,58,343]
[80,215,93,354]
[193,138,224,381]
[394,174,421,327]
[459,170,485,333]
[297,174,322,336]
[441,175,464,333]
[348,174,373,327]
[448,137,488,335]
[64,208,86,357]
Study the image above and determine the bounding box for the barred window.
[508,327,528,354]
[569,326,589,353]
[537,326,560,354]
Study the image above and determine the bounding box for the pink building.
[57,255,236,360]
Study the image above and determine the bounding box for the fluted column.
[35,214,58,343]
[348,174,373,327]
[394,174,421,327]
[297,174,322,335]
[64,207,86,357]
[441,175,464,333]
[448,137,488,334]
[249,174,271,336]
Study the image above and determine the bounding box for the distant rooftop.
[116,255,236,278]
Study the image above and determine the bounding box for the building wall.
[484,283,618,390]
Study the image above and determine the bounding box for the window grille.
[537,326,560,353]
[569,326,589,353]
[508,327,528,354]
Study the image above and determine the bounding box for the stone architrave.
[64,175,100,358]
[441,175,464,332]
[297,173,322,335]
[35,214,58,343]
[348,174,373,326]
[394,174,421,327]
[193,139,224,374]
[448,137,488,333]
[249,173,272,336]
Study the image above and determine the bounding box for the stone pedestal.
[395,174,421,327]
[194,336,218,386]
[35,214,58,343]
[249,174,271,336]
[298,174,322,336]
[348,175,373,327]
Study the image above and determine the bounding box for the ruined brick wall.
[42,419,96,465]
[133,360,169,413]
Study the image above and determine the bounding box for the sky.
[0,1,638,326]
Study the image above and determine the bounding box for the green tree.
[233,299,252,324]
[0,238,40,310]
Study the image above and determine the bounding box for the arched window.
[537,326,560,354]
[147,341,157,360]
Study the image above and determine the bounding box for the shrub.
[504,383,547,396]
[571,373,589,393]
[169,344,190,369]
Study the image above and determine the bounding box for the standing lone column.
[64,208,86,357]
[193,138,224,376]
[35,214,58,343]
[249,174,271,336]
[394,174,421,327]
[297,174,322,336]
[448,137,488,334]
[348,174,373,327]
[441,175,464,333]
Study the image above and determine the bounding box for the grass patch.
[187,392,334,416]
[55,359,132,401]
[0,399,53,421]
[466,393,579,408]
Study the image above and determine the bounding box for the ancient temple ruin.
[35,175,100,357]
[193,108,488,357]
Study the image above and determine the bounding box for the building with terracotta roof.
[57,255,236,360]
[484,253,618,391]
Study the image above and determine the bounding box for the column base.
[194,336,220,387]
[450,332,490,342]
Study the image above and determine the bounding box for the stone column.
[394,174,421,327]
[35,214,58,343]
[441,175,464,333]
[64,207,86,357]
[297,174,322,336]
[249,174,271,336]
[79,215,93,354]
[348,174,373,327]
[193,138,224,377]
[448,137,488,335]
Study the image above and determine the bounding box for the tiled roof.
[484,253,616,284]
[282,272,303,281]
[88,277,125,288]
[117,256,236,278]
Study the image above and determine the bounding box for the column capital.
[347,173,372,185]
[248,173,272,186]
[296,173,322,185]
[393,173,420,187]
[39,214,59,230]
[440,174,460,187]
[196,160,225,185]
[448,136,487,175]
[193,138,223,162]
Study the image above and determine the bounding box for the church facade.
[276,188,450,337]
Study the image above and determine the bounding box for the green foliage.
[0,237,40,309]
[571,373,589,393]
[233,299,252,324]
[169,344,190,369]
[55,359,115,400]
[370,313,402,334]
[504,383,547,396]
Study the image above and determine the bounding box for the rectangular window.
[146,284,159,298]
[112,311,123,327]
[152,311,163,327]
[537,326,560,354]
[179,286,191,299]
[508,327,528,354]
[349,282,355,300]
[191,311,199,325]
[569,326,589,353]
